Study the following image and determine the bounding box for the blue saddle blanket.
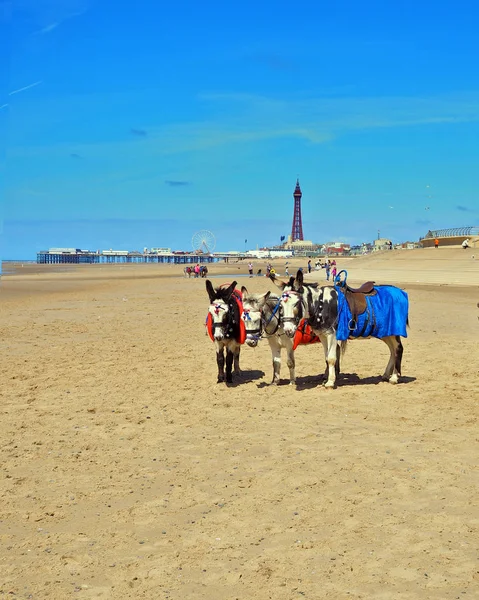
[336,285,408,341]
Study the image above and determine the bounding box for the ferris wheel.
[192,229,216,254]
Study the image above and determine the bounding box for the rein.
[242,296,283,342]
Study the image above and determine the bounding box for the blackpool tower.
[290,179,304,241]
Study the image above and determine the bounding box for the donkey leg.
[225,348,234,383]
[322,334,338,388]
[391,336,404,384]
[268,338,282,385]
[216,345,225,383]
[335,342,342,381]
[233,343,241,375]
[284,337,296,385]
[381,336,402,384]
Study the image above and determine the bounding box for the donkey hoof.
[226,376,233,384]
[389,374,399,384]
[324,381,335,389]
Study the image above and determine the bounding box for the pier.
[36,248,233,265]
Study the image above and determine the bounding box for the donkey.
[241,287,296,385]
[205,280,245,384]
[271,270,408,388]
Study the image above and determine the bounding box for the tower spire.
[291,179,304,241]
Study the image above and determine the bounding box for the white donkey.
[241,286,297,385]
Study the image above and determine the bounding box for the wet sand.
[1,249,478,599]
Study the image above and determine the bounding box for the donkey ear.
[295,270,304,292]
[206,279,216,303]
[270,275,287,290]
[241,286,248,297]
[223,280,237,301]
[258,290,271,307]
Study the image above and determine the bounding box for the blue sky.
[1,0,479,259]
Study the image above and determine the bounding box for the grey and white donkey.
[241,286,298,385]
[270,273,346,388]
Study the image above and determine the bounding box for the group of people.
[184,264,208,278]
[249,259,339,282]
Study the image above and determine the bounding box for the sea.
[1,260,36,275]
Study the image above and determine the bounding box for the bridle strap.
[280,290,304,326]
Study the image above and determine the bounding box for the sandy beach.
[1,248,478,599]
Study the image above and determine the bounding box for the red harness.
[206,288,246,344]
[292,318,321,351]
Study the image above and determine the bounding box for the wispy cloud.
[10,90,479,166]
[9,81,43,96]
[36,22,59,34]
[70,153,83,159]
[165,180,191,187]
[130,128,148,136]
[456,205,474,212]
[33,5,87,35]
[0,104,8,110]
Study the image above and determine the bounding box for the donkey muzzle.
[245,335,259,347]
[282,322,297,338]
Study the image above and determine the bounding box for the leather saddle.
[340,281,376,331]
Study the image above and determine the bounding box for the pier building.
[37,248,220,265]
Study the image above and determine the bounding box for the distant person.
[285,265,290,277]
[434,238,439,249]
[325,261,331,281]
[331,265,337,280]
[389,241,393,250]
[307,259,312,273]
[248,262,253,277]
[194,263,200,277]
[462,239,470,249]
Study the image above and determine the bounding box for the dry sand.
[1,248,478,599]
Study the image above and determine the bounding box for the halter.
[242,308,262,341]
[242,296,282,342]
[280,290,303,326]
[209,302,229,334]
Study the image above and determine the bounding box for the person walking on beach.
[307,259,312,273]
[434,238,439,249]
[248,262,253,277]
[325,261,331,281]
